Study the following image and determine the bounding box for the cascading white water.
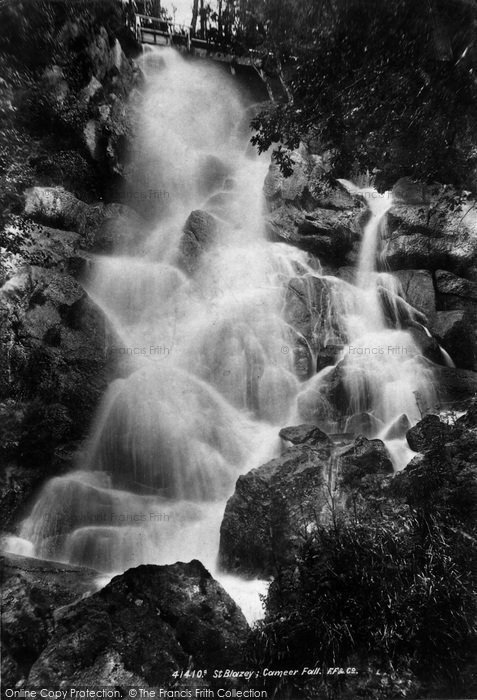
[6,48,442,619]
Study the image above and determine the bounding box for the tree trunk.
[191,0,199,35]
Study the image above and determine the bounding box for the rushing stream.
[6,48,441,622]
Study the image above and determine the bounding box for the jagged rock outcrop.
[20,559,248,687]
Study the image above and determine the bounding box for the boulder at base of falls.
[0,552,99,687]
[344,412,385,438]
[177,210,219,274]
[219,433,332,578]
[24,560,248,688]
[406,414,455,453]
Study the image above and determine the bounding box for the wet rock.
[0,552,99,687]
[177,210,219,274]
[219,440,329,577]
[435,270,477,312]
[393,269,436,321]
[338,436,393,490]
[406,414,454,452]
[279,424,333,450]
[26,560,249,687]
[383,414,412,440]
[267,206,358,263]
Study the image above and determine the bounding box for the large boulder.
[25,560,249,687]
[219,436,331,578]
[177,210,219,274]
[337,436,393,491]
[0,552,99,687]
[406,414,455,452]
[432,365,477,402]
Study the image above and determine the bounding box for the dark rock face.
[267,205,358,264]
[406,414,454,452]
[25,560,248,687]
[0,552,99,686]
[432,365,477,401]
[219,438,331,578]
[393,269,436,321]
[279,423,333,448]
[338,436,393,490]
[382,204,477,276]
[177,210,219,274]
[430,310,477,371]
[435,270,477,313]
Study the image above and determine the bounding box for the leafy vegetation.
[249,412,477,699]
[246,0,477,190]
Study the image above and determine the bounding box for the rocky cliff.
[0,0,144,530]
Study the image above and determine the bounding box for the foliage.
[249,0,477,191]
[249,417,477,699]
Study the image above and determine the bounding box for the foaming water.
[6,50,441,618]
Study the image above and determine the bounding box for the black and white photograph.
[0,0,476,697]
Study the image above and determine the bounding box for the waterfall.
[7,48,439,621]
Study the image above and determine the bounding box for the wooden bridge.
[132,14,263,69]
